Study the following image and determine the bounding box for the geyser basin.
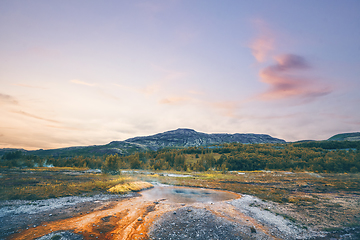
[141,186,239,203]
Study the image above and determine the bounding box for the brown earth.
[2,171,360,239]
[4,186,329,240]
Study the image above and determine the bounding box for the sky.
[1,0,360,150]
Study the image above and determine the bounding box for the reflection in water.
[141,186,239,203]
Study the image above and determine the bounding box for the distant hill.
[328,132,360,141]
[0,128,286,157]
[123,128,285,150]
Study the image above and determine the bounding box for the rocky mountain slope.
[123,128,285,150]
[1,128,285,157]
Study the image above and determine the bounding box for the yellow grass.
[0,170,134,200]
[108,181,153,194]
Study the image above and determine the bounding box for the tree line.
[1,141,360,173]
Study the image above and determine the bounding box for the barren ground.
[1,170,360,239]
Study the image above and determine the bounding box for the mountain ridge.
[122,128,285,151]
[2,130,360,157]
[328,132,360,141]
[0,128,286,157]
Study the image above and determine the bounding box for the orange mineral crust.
[10,187,287,240]
[10,195,177,240]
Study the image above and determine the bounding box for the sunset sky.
[1,0,360,150]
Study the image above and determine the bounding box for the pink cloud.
[258,54,332,100]
[250,37,274,63]
[11,110,59,123]
[12,83,47,89]
[249,20,274,63]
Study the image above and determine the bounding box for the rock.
[250,226,256,233]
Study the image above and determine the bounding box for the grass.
[0,167,138,200]
[108,181,153,194]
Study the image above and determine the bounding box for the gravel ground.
[1,189,359,239]
[0,193,137,239]
[149,194,331,240]
[228,195,326,239]
[148,206,268,240]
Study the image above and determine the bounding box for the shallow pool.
[141,186,239,203]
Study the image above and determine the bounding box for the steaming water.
[141,186,239,203]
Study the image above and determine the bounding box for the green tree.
[102,154,120,174]
[129,155,141,169]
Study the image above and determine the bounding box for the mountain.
[328,132,360,141]
[1,128,286,157]
[123,128,285,150]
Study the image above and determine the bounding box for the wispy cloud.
[159,96,189,105]
[11,110,59,123]
[249,21,332,102]
[258,54,332,100]
[12,83,47,89]
[46,124,83,130]
[209,101,239,118]
[250,36,274,63]
[0,93,18,105]
[70,79,96,87]
[249,20,274,63]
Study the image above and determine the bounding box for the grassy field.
[1,167,359,231]
[0,167,150,200]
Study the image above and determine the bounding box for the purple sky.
[1,0,359,150]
